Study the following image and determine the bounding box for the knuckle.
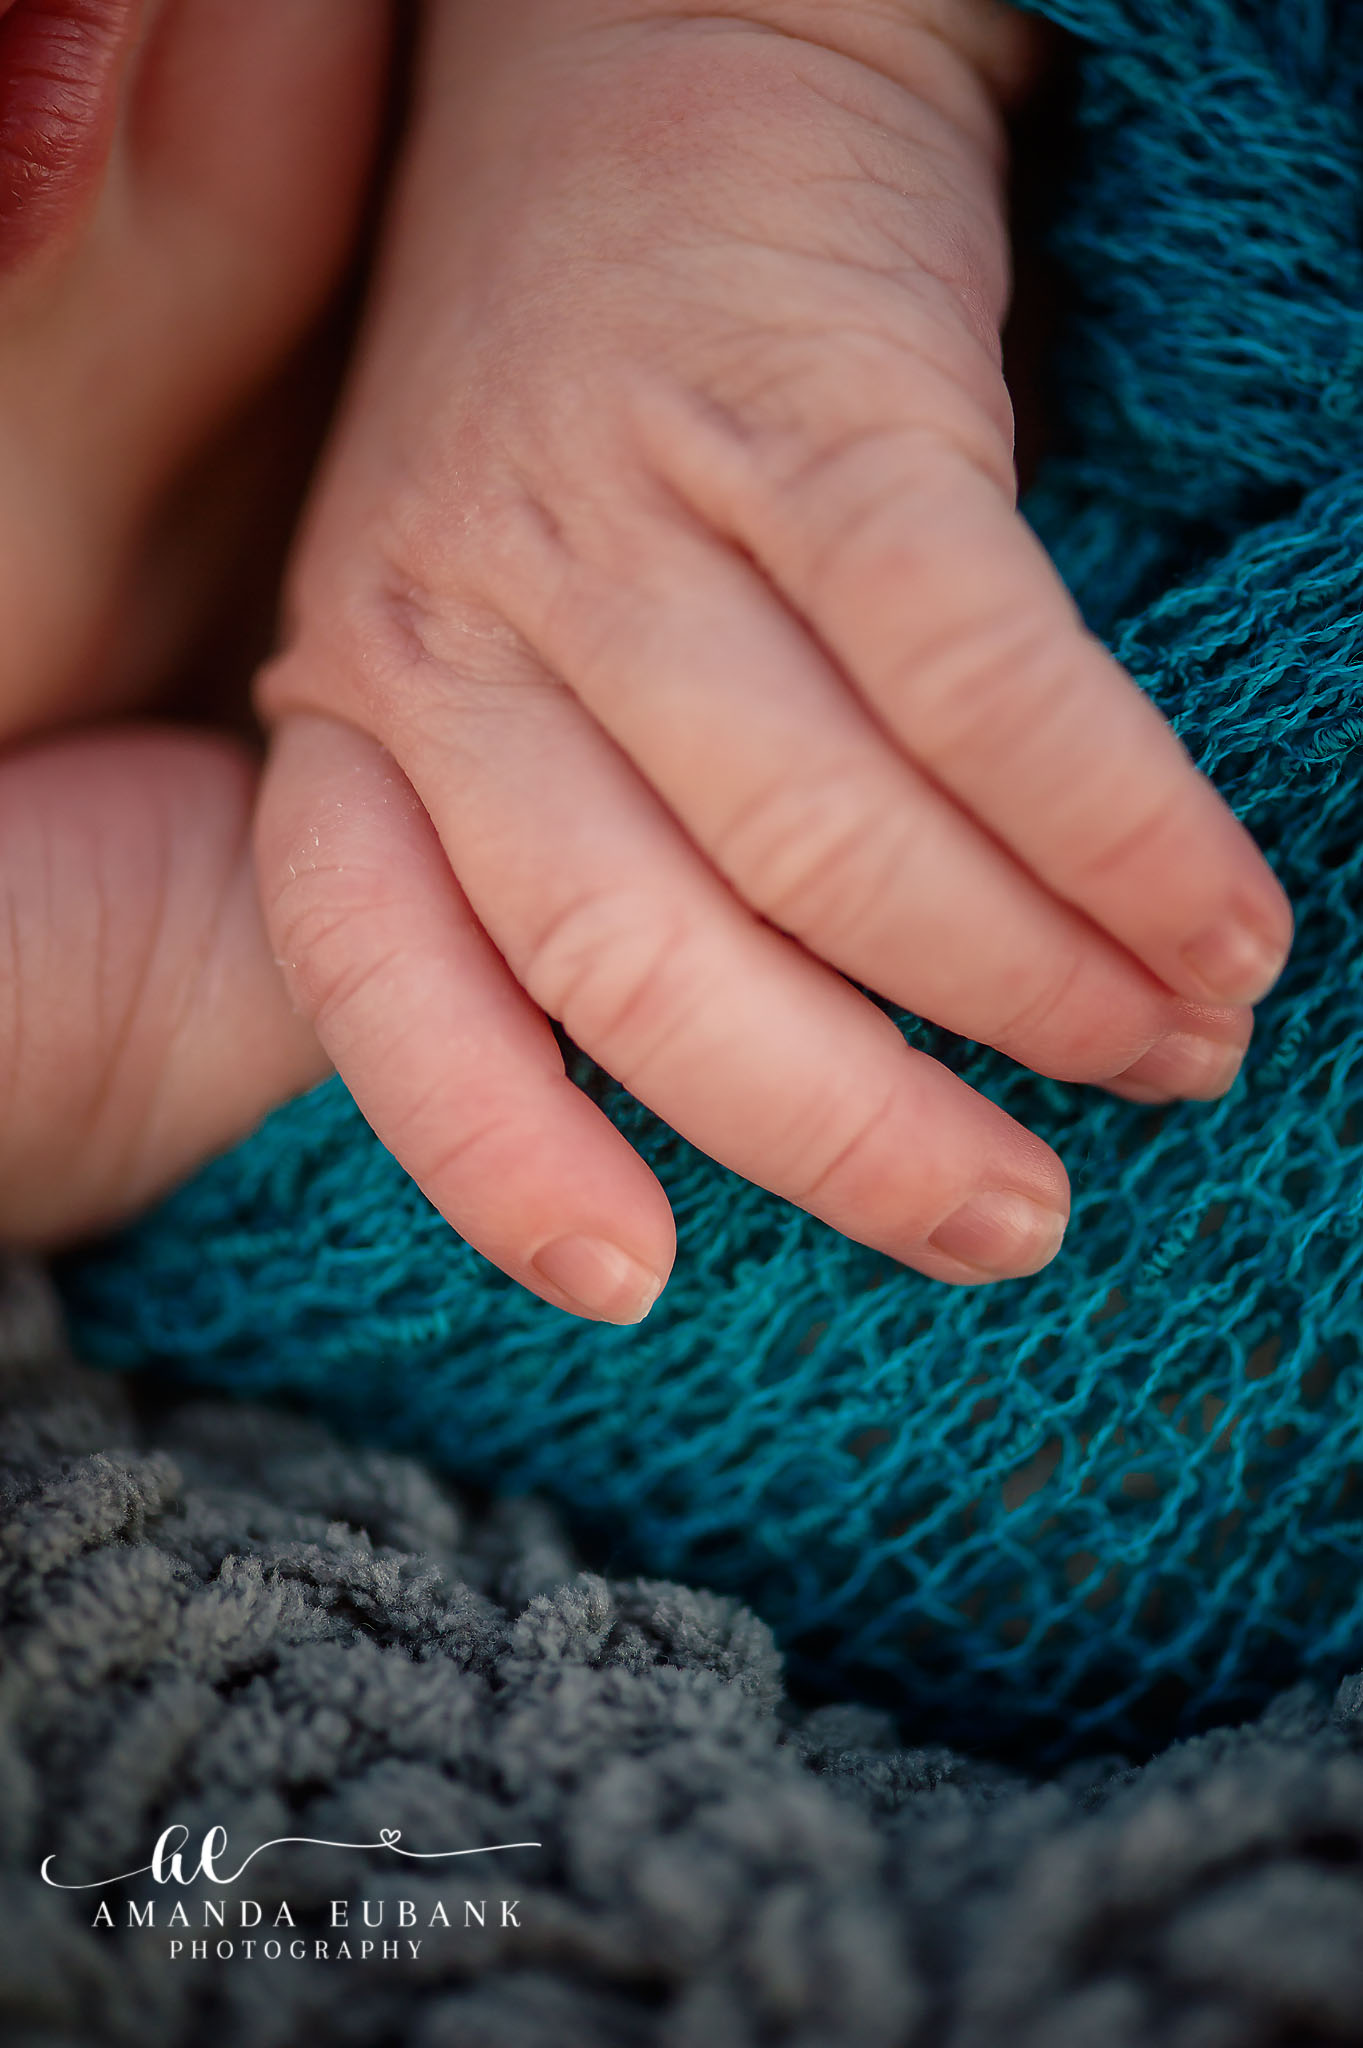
[1063,782,1189,891]
[713,766,912,946]
[384,1085,515,1197]
[264,542,542,743]
[265,859,403,1039]
[258,591,413,732]
[518,888,702,1072]
[781,421,948,596]
[898,606,1079,774]
[781,1077,900,1212]
[987,945,1091,1064]
[304,940,409,1045]
[771,413,1011,602]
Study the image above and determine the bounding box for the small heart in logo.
[379,1828,401,1849]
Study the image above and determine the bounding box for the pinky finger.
[256,710,677,1324]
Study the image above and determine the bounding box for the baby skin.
[0,0,384,1242]
[252,0,1294,1323]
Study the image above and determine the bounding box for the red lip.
[0,0,141,273]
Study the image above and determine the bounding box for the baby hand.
[257,0,1292,1322]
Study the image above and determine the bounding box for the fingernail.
[928,1191,1067,1278]
[1110,1032,1245,1103]
[531,1235,664,1324]
[1180,911,1289,1005]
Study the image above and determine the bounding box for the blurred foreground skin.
[254,0,1289,1323]
[0,0,389,1241]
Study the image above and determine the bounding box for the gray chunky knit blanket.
[2,1262,1362,2047]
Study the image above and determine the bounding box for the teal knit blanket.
[59,0,1363,1763]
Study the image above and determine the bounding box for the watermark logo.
[41,1824,540,1891]
[40,1824,541,1962]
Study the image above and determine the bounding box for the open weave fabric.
[8,1263,1363,2048]
[60,0,1363,1763]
